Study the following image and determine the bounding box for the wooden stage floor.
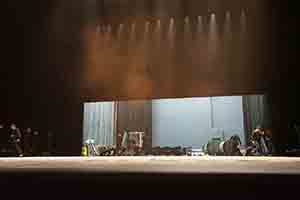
[1,156,300,174]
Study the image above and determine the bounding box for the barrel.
[207,137,222,155]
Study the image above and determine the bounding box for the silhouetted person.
[8,124,23,157]
[23,128,33,156]
[47,131,54,155]
[32,131,40,156]
[0,123,6,145]
[0,123,8,154]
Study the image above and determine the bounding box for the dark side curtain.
[243,95,270,143]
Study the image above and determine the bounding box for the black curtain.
[242,95,270,143]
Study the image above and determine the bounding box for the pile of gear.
[205,135,242,156]
[204,127,273,157]
[245,126,273,156]
[151,146,186,156]
[82,131,146,157]
[82,127,274,157]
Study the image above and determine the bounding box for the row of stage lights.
[97,10,246,32]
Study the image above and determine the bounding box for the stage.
[1,156,300,174]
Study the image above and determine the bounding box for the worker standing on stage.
[0,123,5,145]
[32,131,40,156]
[23,128,33,156]
[0,123,7,154]
[8,123,23,157]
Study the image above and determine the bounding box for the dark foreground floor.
[1,157,300,198]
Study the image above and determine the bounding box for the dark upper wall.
[2,0,294,155]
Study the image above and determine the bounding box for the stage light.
[117,24,124,40]
[184,16,189,24]
[170,17,174,25]
[197,16,203,33]
[240,10,246,33]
